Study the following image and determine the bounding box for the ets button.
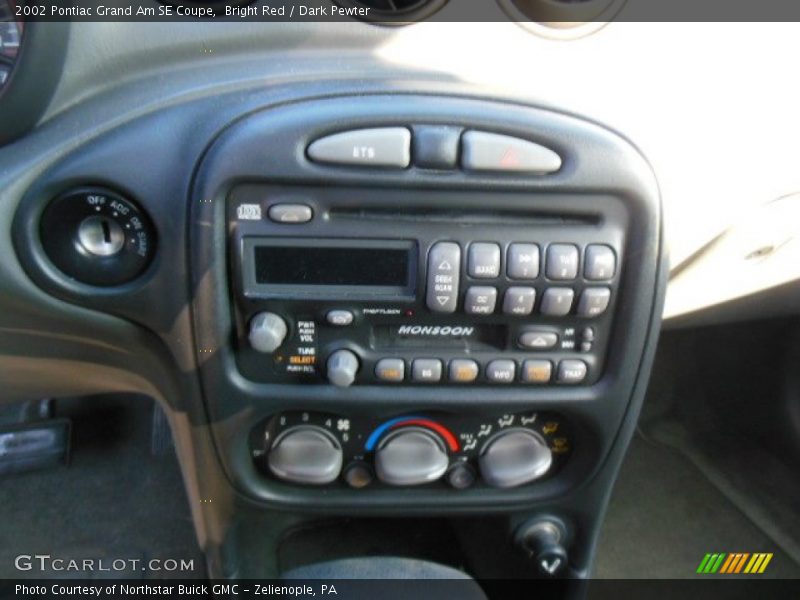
[307,127,411,168]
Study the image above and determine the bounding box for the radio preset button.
[522,360,553,384]
[486,359,516,383]
[449,359,479,383]
[307,127,411,168]
[540,288,575,316]
[546,244,580,280]
[557,359,588,384]
[468,243,501,278]
[465,286,497,315]
[326,310,354,326]
[426,242,461,314]
[585,244,617,280]
[577,288,611,317]
[503,287,536,316]
[267,203,313,224]
[507,243,540,280]
[519,331,559,350]
[412,359,443,383]
[375,358,405,383]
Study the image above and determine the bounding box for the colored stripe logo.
[696,553,773,574]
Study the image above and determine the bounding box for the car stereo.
[229,184,625,388]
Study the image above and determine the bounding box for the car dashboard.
[1,5,799,593]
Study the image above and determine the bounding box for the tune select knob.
[249,312,288,354]
[326,349,360,388]
[479,428,553,488]
[267,425,343,485]
[375,427,450,486]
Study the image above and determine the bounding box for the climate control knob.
[326,349,360,388]
[267,425,343,485]
[479,428,553,488]
[375,427,449,486]
[249,312,288,354]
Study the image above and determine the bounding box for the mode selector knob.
[249,312,288,354]
[375,427,449,486]
[267,425,343,485]
[479,428,553,488]
[327,349,360,388]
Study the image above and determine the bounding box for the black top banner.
[12,0,800,23]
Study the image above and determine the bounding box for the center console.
[190,92,665,544]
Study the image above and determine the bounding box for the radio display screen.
[253,244,413,288]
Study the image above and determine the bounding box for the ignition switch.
[39,187,156,286]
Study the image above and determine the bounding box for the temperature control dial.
[40,187,156,287]
[375,427,449,486]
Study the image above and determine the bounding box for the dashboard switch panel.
[251,411,572,491]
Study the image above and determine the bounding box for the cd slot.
[328,206,597,227]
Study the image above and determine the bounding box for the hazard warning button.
[461,131,562,174]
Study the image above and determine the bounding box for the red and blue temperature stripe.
[364,416,460,452]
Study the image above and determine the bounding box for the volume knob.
[249,312,288,354]
[327,349,360,388]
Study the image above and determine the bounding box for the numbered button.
[585,245,616,280]
[577,288,611,317]
[546,244,579,280]
[507,243,540,280]
[465,286,497,315]
[540,288,574,316]
[503,287,536,316]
